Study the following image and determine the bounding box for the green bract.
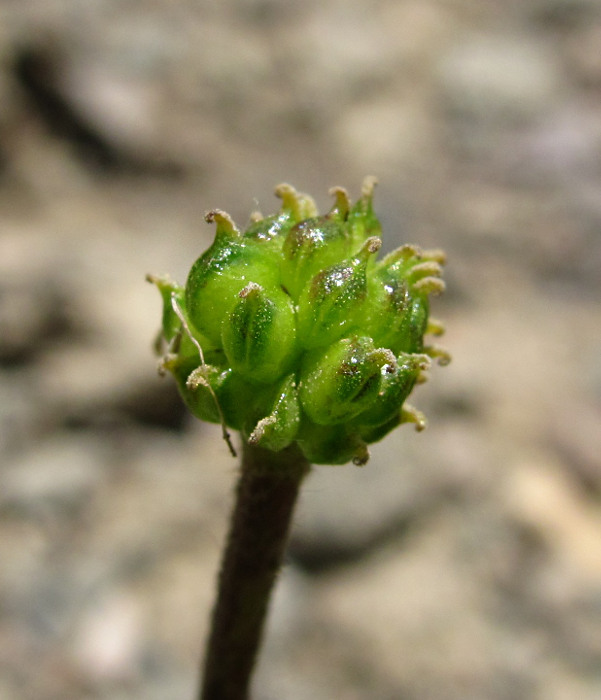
[148,179,449,465]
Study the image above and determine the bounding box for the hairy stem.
[199,440,311,700]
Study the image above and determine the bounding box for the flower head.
[148,179,449,465]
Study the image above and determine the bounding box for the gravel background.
[1,1,601,699]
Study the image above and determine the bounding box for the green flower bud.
[364,245,445,354]
[163,355,233,425]
[347,176,382,249]
[358,403,428,444]
[248,374,300,451]
[273,183,318,223]
[354,352,430,427]
[145,274,184,343]
[185,211,282,345]
[243,211,292,252]
[242,183,317,255]
[280,188,353,301]
[146,274,217,363]
[296,421,369,466]
[149,179,448,465]
[184,359,296,437]
[222,282,297,384]
[299,336,395,425]
[297,237,381,349]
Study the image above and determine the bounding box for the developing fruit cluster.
[148,179,449,465]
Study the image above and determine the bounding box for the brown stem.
[199,440,311,700]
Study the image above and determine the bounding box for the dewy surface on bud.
[149,178,449,465]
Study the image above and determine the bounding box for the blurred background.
[1,1,601,698]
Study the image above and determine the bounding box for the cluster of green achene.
[148,179,449,465]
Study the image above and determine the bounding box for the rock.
[1,435,105,516]
[439,34,564,124]
[290,417,488,571]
